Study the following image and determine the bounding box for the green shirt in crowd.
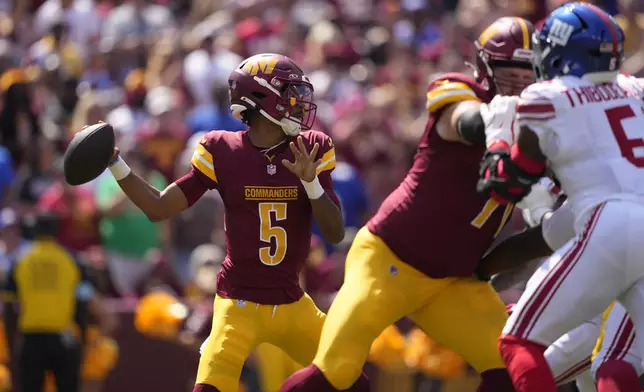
[95,171,167,258]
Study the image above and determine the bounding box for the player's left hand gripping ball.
[282,136,320,182]
[477,147,536,204]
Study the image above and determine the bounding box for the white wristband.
[301,176,324,199]
[108,156,131,181]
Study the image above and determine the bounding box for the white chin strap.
[276,117,301,136]
[231,100,301,136]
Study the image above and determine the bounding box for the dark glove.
[477,149,541,204]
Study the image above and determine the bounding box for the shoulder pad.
[301,129,330,144]
[190,130,224,184]
[431,72,482,91]
[520,80,566,99]
[617,73,644,94]
[200,130,226,146]
[516,82,566,124]
[302,130,336,176]
[426,74,484,113]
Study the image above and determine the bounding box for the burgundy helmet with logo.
[474,17,535,95]
[229,53,317,136]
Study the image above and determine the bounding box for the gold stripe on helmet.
[477,24,499,46]
[515,17,530,49]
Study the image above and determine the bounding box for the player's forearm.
[477,225,552,278]
[108,156,190,221]
[115,172,166,221]
[310,195,345,244]
[490,258,543,292]
[107,155,167,219]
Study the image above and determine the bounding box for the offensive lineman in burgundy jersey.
[367,73,502,278]
[280,17,536,392]
[102,53,369,392]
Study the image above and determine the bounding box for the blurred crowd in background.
[0,0,641,391]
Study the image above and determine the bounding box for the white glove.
[517,177,560,227]
[480,95,520,148]
[542,200,575,250]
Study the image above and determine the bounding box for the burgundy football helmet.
[474,17,536,96]
[229,53,317,136]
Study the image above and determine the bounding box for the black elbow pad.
[456,108,486,145]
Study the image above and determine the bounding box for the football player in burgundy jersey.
[280,17,537,392]
[103,53,369,392]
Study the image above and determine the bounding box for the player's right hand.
[95,119,120,165]
[109,147,120,165]
[517,178,561,227]
[480,95,520,148]
[477,149,538,204]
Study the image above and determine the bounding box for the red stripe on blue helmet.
[583,3,619,56]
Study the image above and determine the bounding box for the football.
[63,122,115,186]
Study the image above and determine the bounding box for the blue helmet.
[533,2,625,81]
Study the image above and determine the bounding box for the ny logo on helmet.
[548,19,574,47]
[242,58,279,76]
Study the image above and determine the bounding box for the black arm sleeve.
[456,107,486,145]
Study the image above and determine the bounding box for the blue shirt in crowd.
[187,104,246,134]
[313,161,369,252]
[0,147,14,201]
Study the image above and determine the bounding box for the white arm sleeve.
[517,177,559,228]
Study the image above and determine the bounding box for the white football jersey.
[515,74,644,230]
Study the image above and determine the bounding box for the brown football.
[63,122,115,186]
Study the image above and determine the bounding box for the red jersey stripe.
[517,102,556,114]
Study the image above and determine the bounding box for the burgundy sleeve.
[314,131,341,209]
[175,169,212,207]
[318,171,341,209]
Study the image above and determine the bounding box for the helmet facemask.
[490,59,536,95]
[229,77,317,136]
[274,81,317,136]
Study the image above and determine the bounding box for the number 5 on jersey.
[259,203,287,266]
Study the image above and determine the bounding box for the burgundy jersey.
[176,130,339,305]
[367,73,514,278]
